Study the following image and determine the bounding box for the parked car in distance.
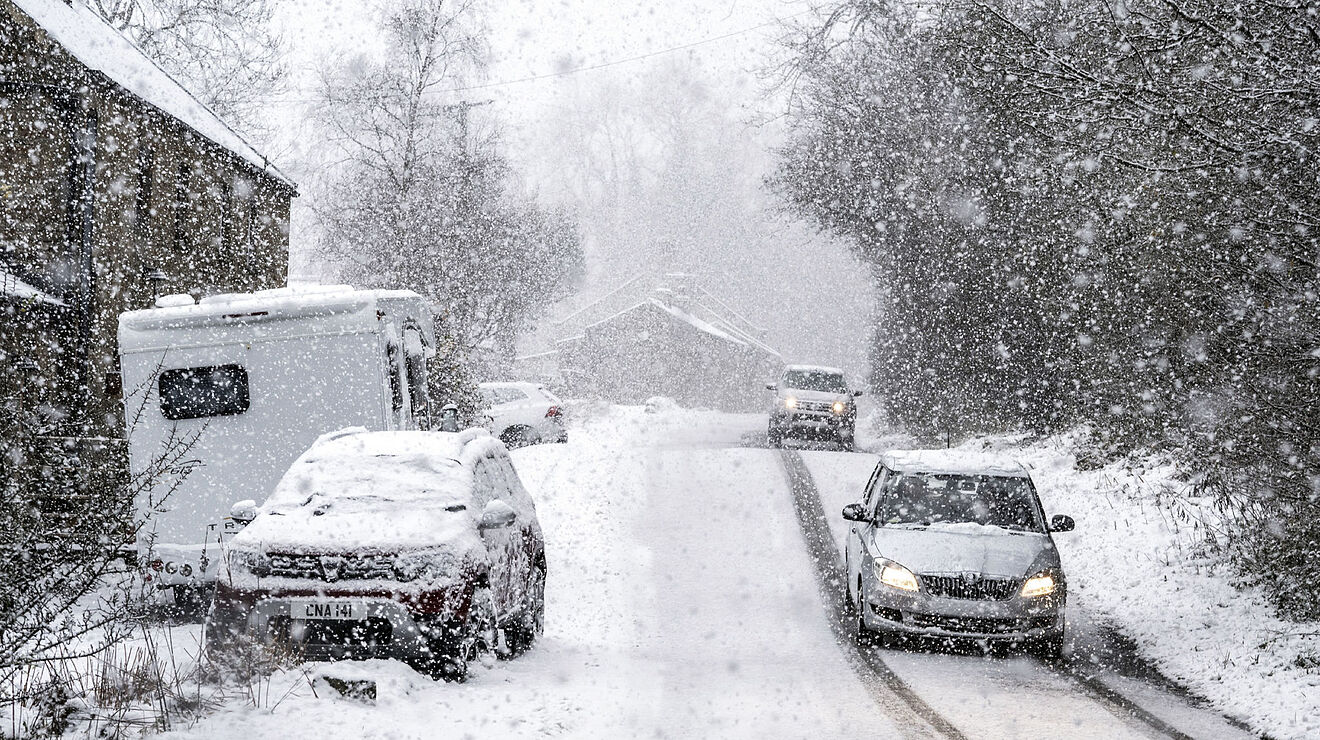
[843,450,1075,658]
[766,365,862,450]
[479,381,568,447]
[206,427,547,681]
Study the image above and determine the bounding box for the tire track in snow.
[775,448,968,740]
[779,447,1227,740]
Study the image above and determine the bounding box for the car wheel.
[1029,631,1065,661]
[838,429,856,452]
[856,581,876,645]
[500,426,540,448]
[767,426,784,448]
[502,565,546,658]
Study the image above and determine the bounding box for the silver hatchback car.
[843,451,1075,657]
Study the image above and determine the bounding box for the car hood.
[871,523,1058,578]
[232,498,483,558]
[781,389,851,403]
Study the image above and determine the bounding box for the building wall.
[0,2,293,437]
[561,303,779,412]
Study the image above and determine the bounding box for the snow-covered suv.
[766,365,862,450]
[205,428,546,680]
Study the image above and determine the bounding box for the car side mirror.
[479,499,518,530]
[1049,514,1075,533]
[842,502,869,522]
[230,499,258,527]
[765,382,777,391]
[852,389,864,397]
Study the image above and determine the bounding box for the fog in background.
[271,0,873,379]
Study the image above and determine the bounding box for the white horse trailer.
[118,285,435,606]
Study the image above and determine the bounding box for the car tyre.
[838,434,855,452]
[855,581,877,646]
[500,426,540,448]
[503,565,546,658]
[767,426,784,448]
[1029,631,1065,661]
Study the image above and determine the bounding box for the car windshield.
[883,474,1044,532]
[782,370,847,393]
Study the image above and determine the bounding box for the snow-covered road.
[800,448,1255,740]
[169,407,1256,739]
[172,408,895,738]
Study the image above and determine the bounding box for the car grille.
[908,613,1055,635]
[921,574,1019,601]
[908,614,1021,634]
[268,553,396,581]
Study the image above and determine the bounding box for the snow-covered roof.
[12,0,295,190]
[881,450,1031,478]
[120,285,425,332]
[0,266,65,305]
[581,297,781,358]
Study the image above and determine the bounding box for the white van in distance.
[118,285,435,608]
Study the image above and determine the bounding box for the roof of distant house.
[11,0,295,190]
[0,267,66,305]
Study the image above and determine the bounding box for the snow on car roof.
[267,430,481,509]
[12,0,295,189]
[881,449,1031,478]
[783,364,847,376]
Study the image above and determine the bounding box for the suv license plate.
[295,600,365,621]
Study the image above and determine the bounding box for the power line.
[271,10,810,105]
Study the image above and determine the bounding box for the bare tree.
[88,0,285,138]
[312,0,583,386]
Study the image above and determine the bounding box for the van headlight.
[1021,572,1057,598]
[227,549,271,577]
[394,551,459,583]
[784,396,798,409]
[875,560,919,592]
[832,401,847,414]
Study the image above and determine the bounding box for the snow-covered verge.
[862,432,1320,739]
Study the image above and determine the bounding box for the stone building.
[0,0,296,441]
[550,275,782,411]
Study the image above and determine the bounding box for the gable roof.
[0,266,65,305]
[10,0,295,190]
[579,296,781,359]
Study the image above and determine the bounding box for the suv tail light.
[545,406,562,418]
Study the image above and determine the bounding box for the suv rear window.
[158,364,250,420]
[782,370,847,393]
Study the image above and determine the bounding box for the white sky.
[271,0,872,377]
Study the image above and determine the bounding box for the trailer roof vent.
[155,293,196,308]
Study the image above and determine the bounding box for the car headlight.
[227,549,271,577]
[832,401,847,414]
[784,396,798,409]
[394,551,459,583]
[875,560,920,592]
[1021,572,1057,598]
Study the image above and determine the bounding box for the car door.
[472,455,518,620]
[847,464,887,601]
[492,452,541,609]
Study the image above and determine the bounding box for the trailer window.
[158,365,250,420]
